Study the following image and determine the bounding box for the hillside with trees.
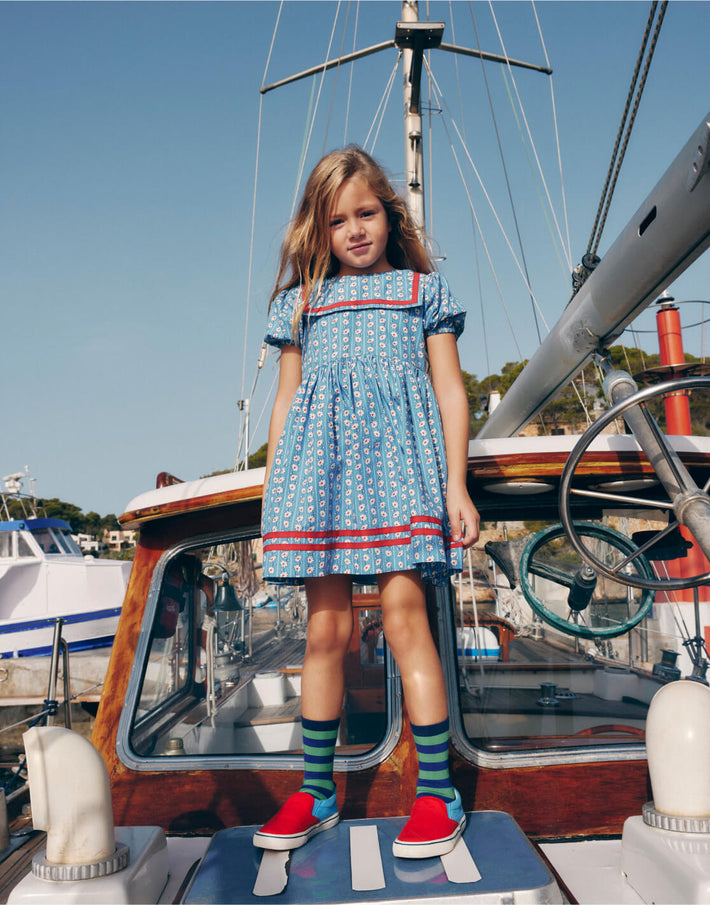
[464,345,710,437]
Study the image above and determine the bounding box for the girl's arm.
[264,344,303,490]
[426,331,480,548]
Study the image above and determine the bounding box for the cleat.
[253,791,339,851]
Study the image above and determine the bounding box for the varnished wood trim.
[118,485,265,528]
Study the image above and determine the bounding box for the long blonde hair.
[269,146,434,338]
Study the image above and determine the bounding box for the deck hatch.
[184,811,559,903]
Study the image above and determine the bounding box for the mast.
[395,2,442,232]
[259,3,548,237]
[393,1,550,233]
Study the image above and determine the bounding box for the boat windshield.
[124,529,390,767]
[451,514,657,756]
[119,504,685,772]
[30,526,82,556]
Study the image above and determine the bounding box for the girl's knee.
[307,610,353,655]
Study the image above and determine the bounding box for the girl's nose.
[348,218,365,237]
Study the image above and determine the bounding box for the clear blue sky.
[3,1,710,517]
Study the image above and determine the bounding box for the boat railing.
[43,619,72,731]
[0,619,77,802]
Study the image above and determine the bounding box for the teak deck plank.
[0,832,46,904]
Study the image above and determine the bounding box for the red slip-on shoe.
[392,790,466,859]
[253,791,339,851]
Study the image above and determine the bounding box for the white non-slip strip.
[440,837,482,884]
[253,850,291,896]
[350,825,386,890]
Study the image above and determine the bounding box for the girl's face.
[329,176,391,276]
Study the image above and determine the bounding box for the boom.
[479,113,710,439]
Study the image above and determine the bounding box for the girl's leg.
[301,574,354,720]
[254,574,352,851]
[377,570,447,726]
[299,575,353,798]
[377,570,453,799]
[379,570,464,859]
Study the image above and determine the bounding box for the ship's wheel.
[559,375,710,592]
[519,522,655,639]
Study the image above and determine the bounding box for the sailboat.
[3,2,710,903]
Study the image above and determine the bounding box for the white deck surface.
[540,840,644,904]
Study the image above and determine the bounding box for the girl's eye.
[330,218,344,228]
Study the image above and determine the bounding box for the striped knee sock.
[411,717,455,802]
[299,716,339,800]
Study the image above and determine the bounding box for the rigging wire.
[425,60,551,341]
[623,316,710,334]
[447,1,468,144]
[322,1,352,155]
[468,1,542,345]
[246,369,279,451]
[238,2,345,465]
[531,0,571,265]
[487,1,573,274]
[497,64,573,289]
[585,1,668,259]
[362,56,401,154]
[446,3,492,385]
[235,1,284,468]
[291,1,343,215]
[429,78,524,361]
[343,1,360,143]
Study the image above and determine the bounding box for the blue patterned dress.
[261,269,465,586]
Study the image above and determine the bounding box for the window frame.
[438,580,648,770]
[116,526,403,773]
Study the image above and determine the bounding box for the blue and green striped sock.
[411,717,455,802]
[299,716,339,801]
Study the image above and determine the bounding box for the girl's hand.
[446,484,480,549]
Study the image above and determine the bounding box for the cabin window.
[16,534,34,557]
[55,528,81,555]
[448,516,658,760]
[121,529,394,770]
[31,528,62,555]
[0,533,12,558]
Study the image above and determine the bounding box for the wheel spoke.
[569,487,674,509]
[610,520,681,574]
[528,559,575,588]
[637,403,695,494]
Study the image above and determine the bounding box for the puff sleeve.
[264,287,302,348]
[421,272,466,339]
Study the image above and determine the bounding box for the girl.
[254,146,479,859]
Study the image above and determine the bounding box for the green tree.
[248,443,269,469]
[39,498,84,530]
